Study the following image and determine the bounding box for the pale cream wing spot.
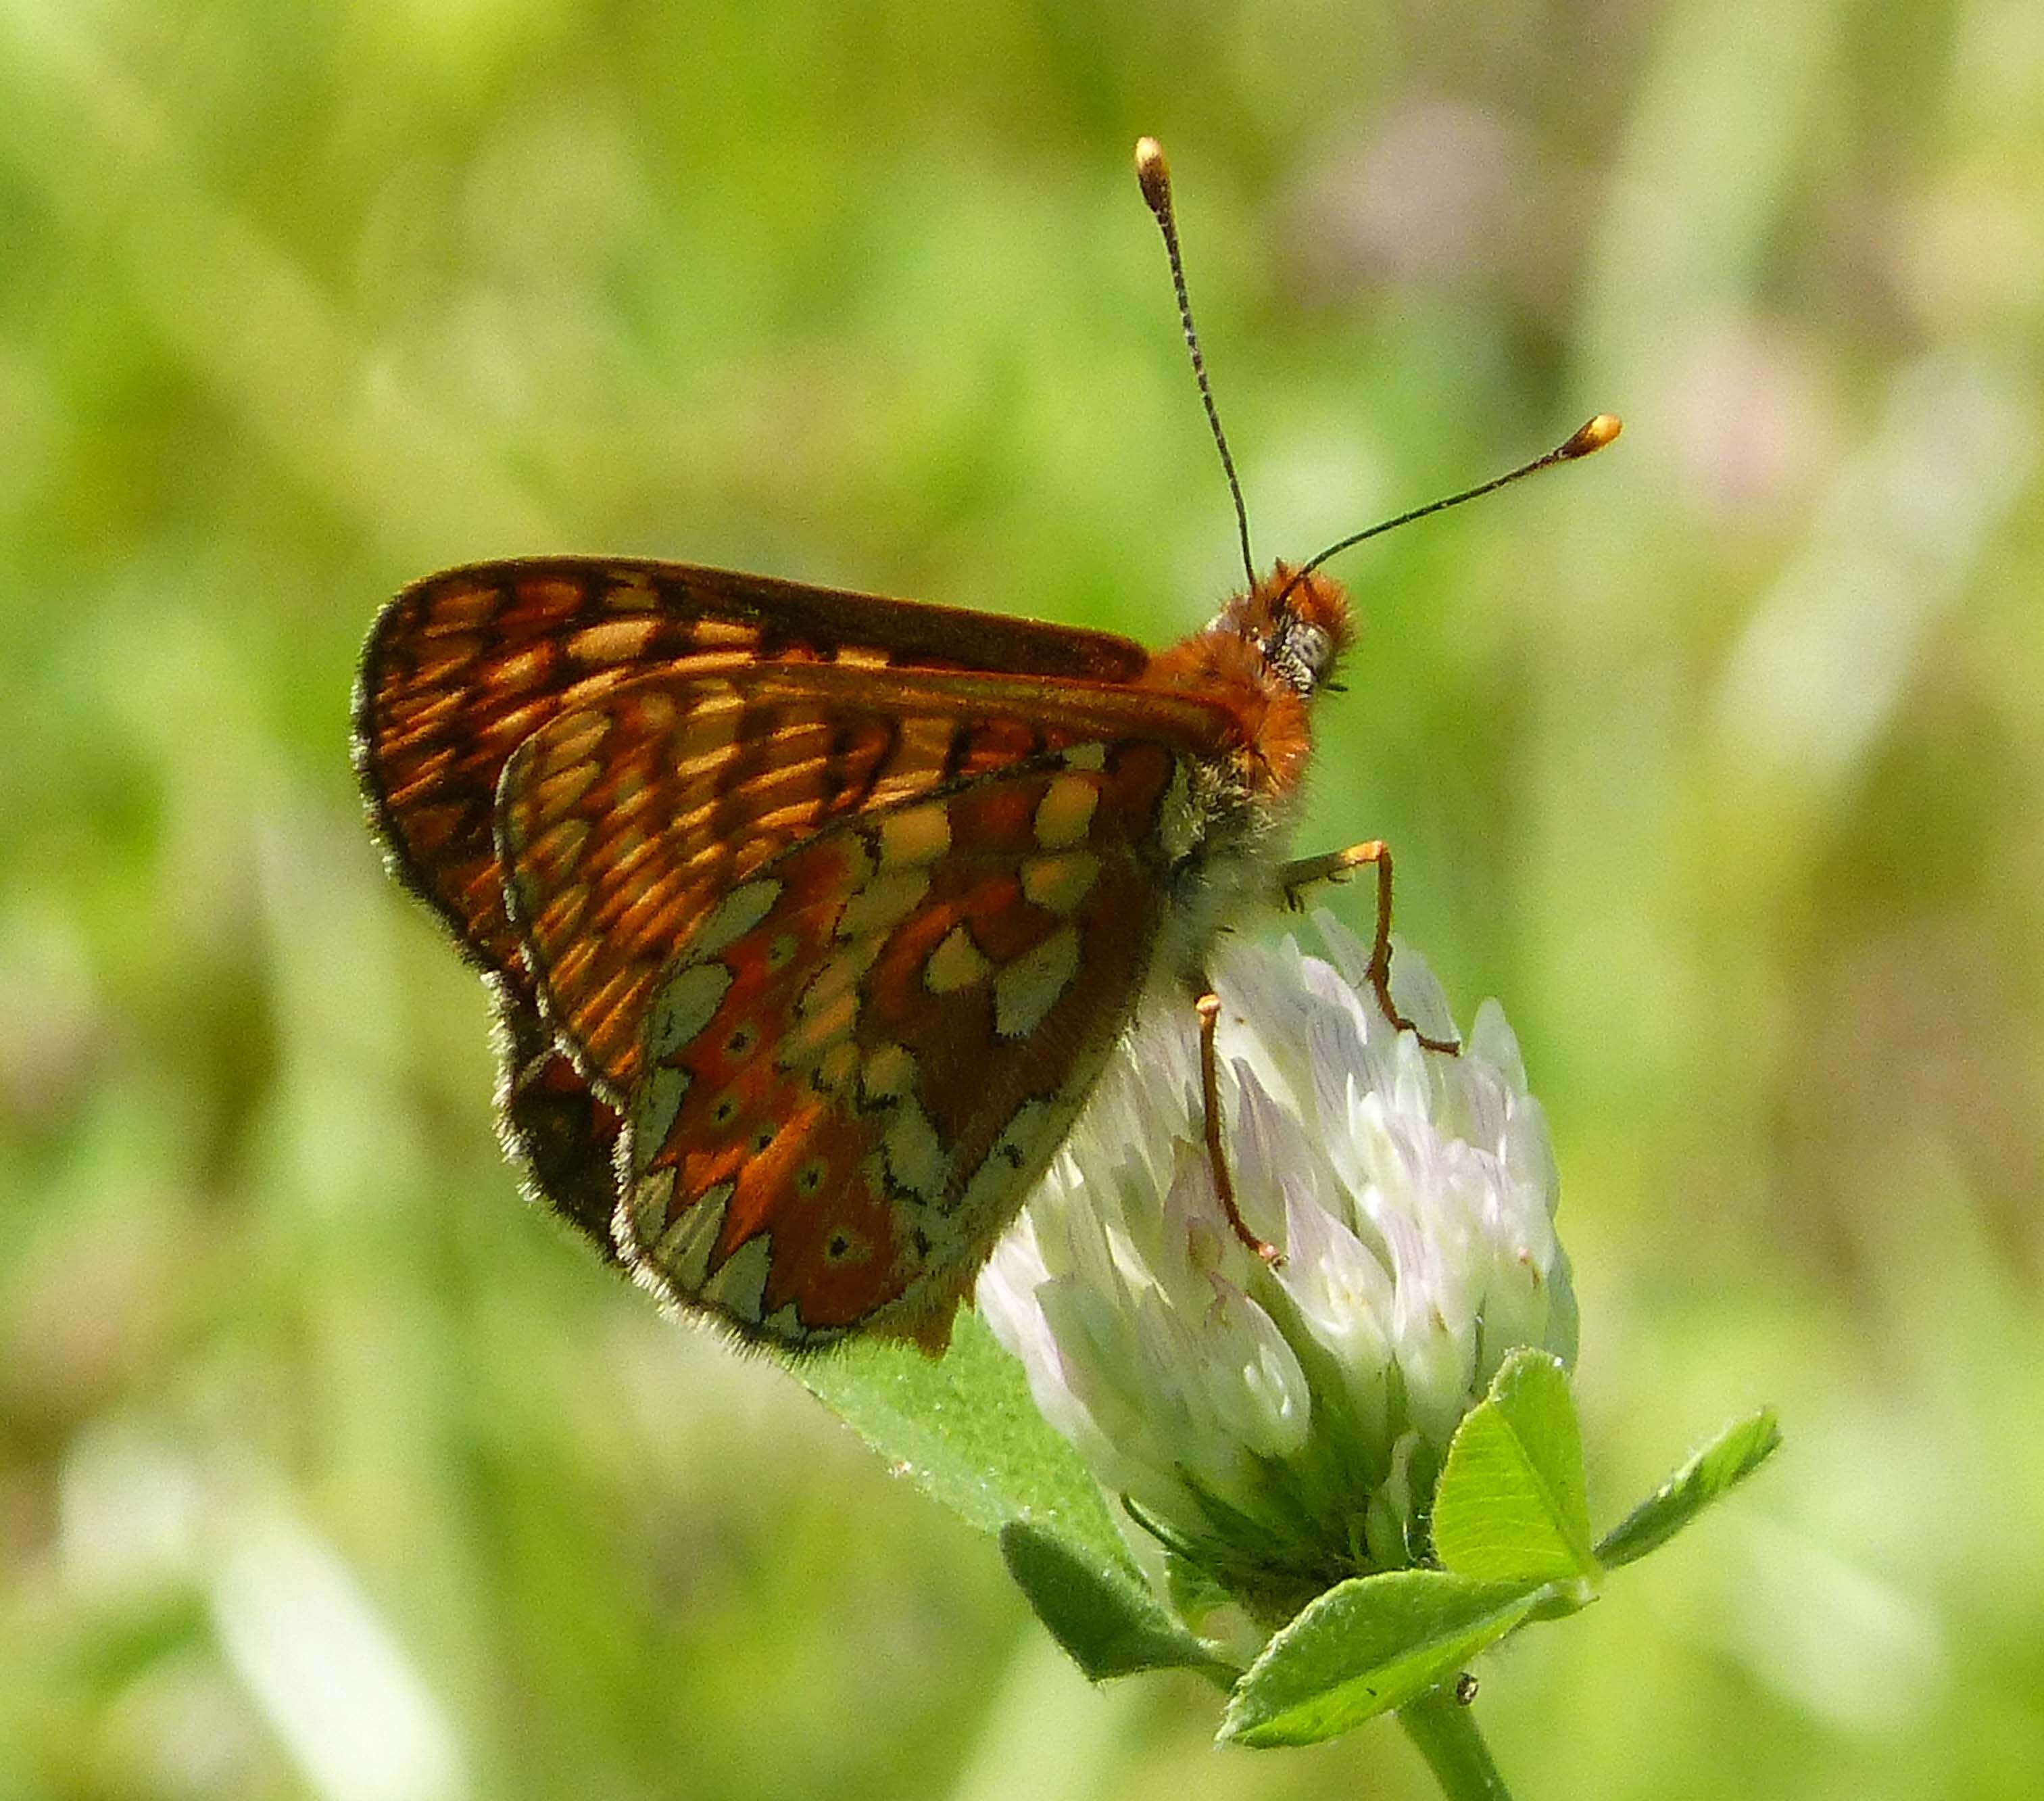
[954,1098,1065,1223]
[814,1038,860,1095]
[566,617,662,663]
[646,960,734,1060]
[993,925,1081,1038]
[628,688,677,731]
[859,1042,917,1107]
[652,1184,733,1290]
[623,1167,679,1247]
[675,743,741,786]
[689,618,761,648]
[797,936,885,1026]
[835,868,931,940]
[882,1096,950,1202]
[628,1065,692,1172]
[425,585,493,629]
[1061,742,1108,771]
[490,646,550,692]
[877,802,952,869]
[701,1232,775,1322]
[1033,772,1099,850]
[925,923,993,994]
[690,878,784,959]
[1020,850,1100,916]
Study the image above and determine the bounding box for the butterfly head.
[1213,562,1355,701]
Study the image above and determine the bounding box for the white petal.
[1191,1277,1313,1462]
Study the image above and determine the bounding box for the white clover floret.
[979,913,1576,1588]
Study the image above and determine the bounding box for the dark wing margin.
[489,981,624,1258]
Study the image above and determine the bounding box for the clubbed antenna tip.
[1134,137,1171,217]
[1132,134,1255,589]
[1561,414,1623,458]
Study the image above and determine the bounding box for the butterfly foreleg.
[1275,840,1461,1054]
[1192,986,1285,1267]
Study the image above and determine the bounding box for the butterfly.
[352,139,1616,1356]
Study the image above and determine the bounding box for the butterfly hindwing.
[363,560,1248,1351]
[489,984,624,1257]
[490,658,1230,1098]
[604,738,1191,1350]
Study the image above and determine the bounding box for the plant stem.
[1398,1683,1513,1801]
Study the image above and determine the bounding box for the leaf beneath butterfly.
[797,1314,1222,1679]
[796,1312,1137,1568]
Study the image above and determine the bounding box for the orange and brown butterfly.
[353,139,1617,1357]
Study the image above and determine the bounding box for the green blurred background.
[3,1,2040,1796]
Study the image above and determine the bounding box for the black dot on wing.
[795,1159,827,1196]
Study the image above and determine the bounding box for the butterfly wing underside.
[354,557,1167,1268]
[494,662,1225,1350]
[354,556,1155,984]
[356,556,1241,1350]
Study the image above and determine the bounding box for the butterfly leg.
[1278,840,1461,1053]
[1194,988,1284,1267]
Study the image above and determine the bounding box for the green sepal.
[1596,1408,1782,1568]
[1432,1349,1599,1587]
[1219,1569,1552,1748]
[1000,1520,1238,1685]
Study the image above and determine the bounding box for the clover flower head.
[977,915,1576,1616]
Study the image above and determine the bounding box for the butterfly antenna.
[1276,413,1623,608]
[1136,137,1256,591]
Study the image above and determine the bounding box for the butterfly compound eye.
[1291,622,1334,677]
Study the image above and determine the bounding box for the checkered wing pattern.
[356,558,1236,1350]
[355,558,1152,988]
[494,660,1230,1349]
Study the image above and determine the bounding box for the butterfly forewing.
[610,739,1192,1349]
[355,554,1253,1350]
[355,557,1154,985]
